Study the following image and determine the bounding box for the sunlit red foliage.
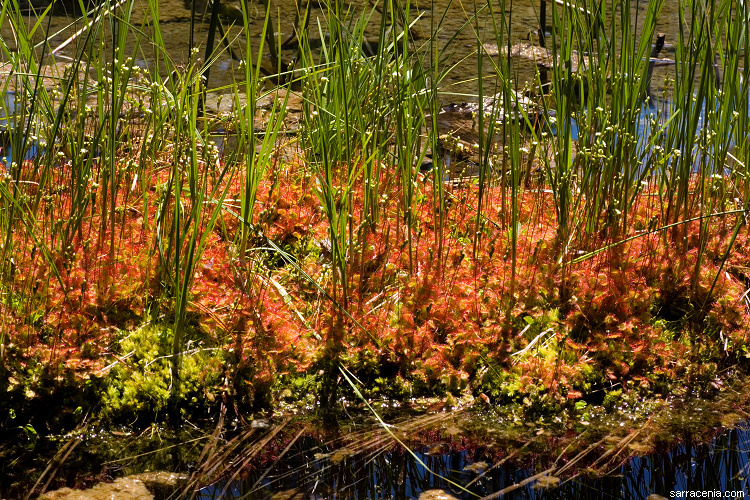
[3,149,750,404]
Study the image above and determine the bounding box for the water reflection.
[198,422,750,500]
[624,427,750,500]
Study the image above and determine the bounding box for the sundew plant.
[0,0,749,427]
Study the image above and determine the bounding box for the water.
[21,411,749,499]
[0,91,15,167]
[0,0,685,98]
[9,386,749,500]
[0,91,43,168]
[0,0,690,171]
[191,417,750,500]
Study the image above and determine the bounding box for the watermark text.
[670,491,745,499]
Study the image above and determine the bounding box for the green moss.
[100,324,224,425]
[477,365,523,403]
[572,356,605,394]
[276,372,319,408]
[602,389,622,412]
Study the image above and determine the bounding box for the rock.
[40,472,188,500]
[250,418,271,429]
[128,472,188,498]
[419,489,459,500]
[502,41,674,72]
[464,461,489,473]
[40,477,153,500]
[0,60,97,95]
[258,88,305,114]
[534,475,561,490]
[202,91,245,116]
[203,88,303,134]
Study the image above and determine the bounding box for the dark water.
[192,419,750,500]
[8,401,749,499]
[14,414,748,499]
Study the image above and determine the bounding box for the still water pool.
[193,417,750,500]
[16,392,750,500]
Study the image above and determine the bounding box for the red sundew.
[565,338,587,350]
[5,150,750,401]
